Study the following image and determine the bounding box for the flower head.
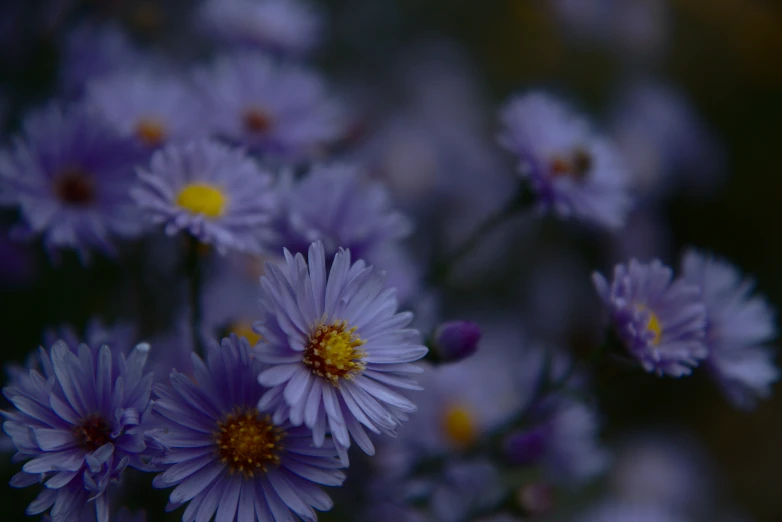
[255,241,428,458]
[150,334,345,522]
[132,139,277,254]
[498,92,631,229]
[681,250,778,408]
[2,342,155,522]
[86,69,204,149]
[593,259,708,376]
[195,52,343,161]
[271,163,411,260]
[0,104,145,261]
[197,0,323,56]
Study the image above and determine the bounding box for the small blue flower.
[498,92,631,229]
[149,334,345,522]
[681,249,779,408]
[194,52,343,161]
[0,103,145,262]
[132,139,278,254]
[197,0,323,56]
[255,241,428,458]
[2,342,156,522]
[270,163,411,261]
[593,259,708,377]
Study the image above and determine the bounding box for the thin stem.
[429,184,533,284]
[185,235,204,356]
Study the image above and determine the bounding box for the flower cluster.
[0,1,777,521]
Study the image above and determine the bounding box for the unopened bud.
[503,424,551,466]
[432,320,481,362]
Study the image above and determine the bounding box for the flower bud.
[432,320,481,362]
[503,424,551,466]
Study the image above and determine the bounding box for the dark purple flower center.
[214,408,284,479]
[243,108,274,135]
[550,148,592,180]
[55,169,95,206]
[73,414,112,451]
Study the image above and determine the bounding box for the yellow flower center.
[303,320,366,386]
[442,404,477,448]
[229,320,263,346]
[176,183,227,218]
[646,310,663,345]
[214,408,284,479]
[135,118,167,147]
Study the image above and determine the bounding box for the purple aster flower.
[0,103,145,262]
[132,139,277,254]
[271,163,411,260]
[194,52,343,161]
[197,0,323,56]
[2,341,155,522]
[593,259,708,377]
[681,250,778,408]
[498,92,631,230]
[149,334,345,522]
[504,398,609,485]
[255,241,428,458]
[85,69,205,149]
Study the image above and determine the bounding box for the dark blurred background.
[1,0,781,520]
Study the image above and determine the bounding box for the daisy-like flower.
[86,69,204,149]
[2,341,155,522]
[498,92,631,229]
[132,139,277,254]
[271,163,411,261]
[0,104,145,261]
[681,250,779,409]
[592,259,708,377]
[149,334,345,522]
[255,241,428,457]
[503,398,609,485]
[197,0,323,56]
[195,52,343,161]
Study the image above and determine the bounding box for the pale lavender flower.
[132,139,277,254]
[593,259,708,376]
[197,0,323,56]
[504,398,609,485]
[255,241,427,458]
[149,334,345,522]
[195,52,343,161]
[0,103,144,261]
[499,92,631,229]
[85,69,205,149]
[2,342,155,522]
[270,163,411,261]
[681,250,778,408]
